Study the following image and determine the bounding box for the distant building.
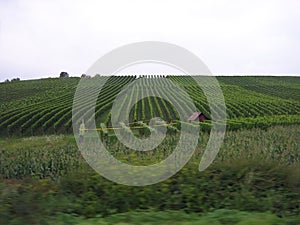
[188,112,209,122]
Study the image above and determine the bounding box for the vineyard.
[0,76,300,136]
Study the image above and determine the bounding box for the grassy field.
[0,76,299,224]
[0,125,300,224]
[24,210,300,225]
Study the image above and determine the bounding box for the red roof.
[188,112,205,121]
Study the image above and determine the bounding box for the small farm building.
[188,112,209,122]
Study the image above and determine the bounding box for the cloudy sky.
[0,0,299,81]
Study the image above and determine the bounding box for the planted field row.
[0,76,299,136]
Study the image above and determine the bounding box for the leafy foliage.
[0,126,299,223]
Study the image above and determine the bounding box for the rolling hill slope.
[0,76,299,136]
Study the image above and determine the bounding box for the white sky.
[0,0,299,81]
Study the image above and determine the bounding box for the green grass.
[0,125,299,223]
[5,210,300,225]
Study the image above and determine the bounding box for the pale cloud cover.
[0,0,299,81]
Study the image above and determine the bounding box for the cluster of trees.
[80,74,91,78]
[5,78,20,82]
[59,72,69,78]
[3,72,113,82]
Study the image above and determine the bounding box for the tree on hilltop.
[59,72,69,78]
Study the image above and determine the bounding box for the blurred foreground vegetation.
[14,210,300,225]
[0,125,299,224]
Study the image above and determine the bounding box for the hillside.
[0,76,299,136]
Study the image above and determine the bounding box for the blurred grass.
[0,125,299,224]
[7,210,299,225]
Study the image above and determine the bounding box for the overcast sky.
[0,0,299,81]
